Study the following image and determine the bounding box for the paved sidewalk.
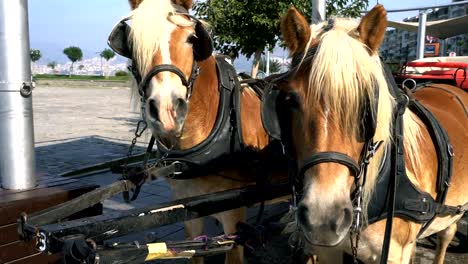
[32,86,227,263]
[32,86,467,263]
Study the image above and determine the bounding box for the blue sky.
[28,0,453,64]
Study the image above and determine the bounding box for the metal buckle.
[447,144,454,157]
[402,78,417,90]
[172,161,183,176]
[135,120,147,137]
[420,197,429,215]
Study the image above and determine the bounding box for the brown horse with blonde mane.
[278,4,468,264]
[114,0,287,263]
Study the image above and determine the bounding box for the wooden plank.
[0,240,38,263]
[0,204,103,247]
[0,182,97,226]
[4,252,60,264]
[0,180,102,263]
[0,223,17,246]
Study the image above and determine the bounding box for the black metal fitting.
[20,81,34,97]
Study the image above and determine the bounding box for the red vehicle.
[394,57,468,90]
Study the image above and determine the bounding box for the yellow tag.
[145,243,169,260]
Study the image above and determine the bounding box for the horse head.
[110,0,213,143]
[279,5,395,246]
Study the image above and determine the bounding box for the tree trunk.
[69,62,74,78]
[105,59,109,79]
[101,57,104,77]
[251,49,262,78]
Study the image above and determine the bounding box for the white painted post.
[266,45,270,76]
[416,10,428,60]
[312,0,326,23]
[0,0,36,190]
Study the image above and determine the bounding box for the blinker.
[107,16,133,59]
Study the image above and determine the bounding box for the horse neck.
[239,86,269,150]
[177,56,269,151]
[178,56,219,149]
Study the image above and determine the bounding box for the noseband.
[136,62,200,100]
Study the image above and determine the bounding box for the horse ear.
[358,4,387,53]
[128,0,143,9]
[173,0,193,10]
[281,7,311,56]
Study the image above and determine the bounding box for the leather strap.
[299,152,360,177]
[380,94,408,264]
[130,136,156,201]
[139,64,190,96]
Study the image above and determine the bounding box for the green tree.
[30,49,42,74]
[194,0,368,77]
[100,48,116,77]
[47,61,57,72]
[456,40,465,55]
[100,48,115,61]
[30,49,42,63]
[258,58,283,74]
[63,46,83,77]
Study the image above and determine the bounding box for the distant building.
[34,56,128,76]
[380,2,468,64]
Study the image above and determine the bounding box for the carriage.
[9,1,468,264]
[394,56,468,90]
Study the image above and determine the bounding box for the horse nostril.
[148,99,159,122]
[174,98,187,119]
[331,207,352,234]
[297,203,311,230]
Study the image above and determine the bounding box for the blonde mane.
[302,18,422,218]
[128,0,195,110]
[130,0,194,75]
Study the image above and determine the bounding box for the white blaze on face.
[323,109,329,138]
[146,21,186,131]
[301,167,350,211]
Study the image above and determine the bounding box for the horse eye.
[283,92,300,109]
[187,34,197,44]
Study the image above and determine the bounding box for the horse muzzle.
[296,201,353,247]
[147,93,188,136]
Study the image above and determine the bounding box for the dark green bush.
[115,70,129,77]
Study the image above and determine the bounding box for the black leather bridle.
[136,62,200,101]
[127,4,208,102]
[274,44,383,200]
[273,41,385,258]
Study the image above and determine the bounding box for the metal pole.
[416,10,428,60]
[265,45,270,76]
[361,0,468,13]
[0,0,36,190]
[312,0,326,23]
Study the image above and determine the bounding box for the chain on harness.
[349,140,383,263]
[121,96,151,202]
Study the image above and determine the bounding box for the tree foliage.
[30,49,42,62]
[63,46,83,62]
[47,61,57,70]
[258,58,283,74]
[326,0,369,18]
[63,46,83,77]
[194,0,369,66]
[100,48,116,61]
